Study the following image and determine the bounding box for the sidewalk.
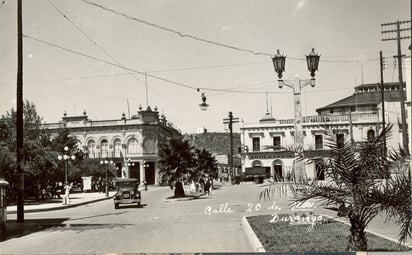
[6,191,116,214]
[6,185,163,214]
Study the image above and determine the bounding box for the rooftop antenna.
[270,95,273,116]
[126,98,130,119]
[361,61,364,85]
[145,71,149,107]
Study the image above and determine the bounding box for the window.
[87,140,96,158]
[101,139,109,157]
[367,130,375,142]
[88,140,95,152]
[315,135,323,150]
[113,139,121,157]
[252,137,260,152]
[127,138,138,153]
[273,136,281,150]
[144,138,156,153]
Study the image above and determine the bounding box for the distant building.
[184,131,241,179]
[241,82,406,181]
[43,106,181,185]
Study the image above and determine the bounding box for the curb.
[320,214,412,249]
[241,216,266,252]
[7,196,113,214]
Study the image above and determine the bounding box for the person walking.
[204,178,211,196]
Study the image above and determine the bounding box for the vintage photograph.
[0,0,411,254]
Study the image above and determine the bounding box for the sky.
[0,0,411,134]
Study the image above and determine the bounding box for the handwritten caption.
[203,201,325,232]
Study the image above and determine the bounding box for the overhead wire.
[48,0,144,86]
[147,61,268,73]
[82,0,369,64]
[20,35,366,97]
[82,0,273,58]
[24,35,285,95]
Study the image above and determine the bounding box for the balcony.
[242,112,380,129]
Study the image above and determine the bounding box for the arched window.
[88,140,96,158]
[143,138,156,153]
[367,130,375,142]
[127,138,138,153]
[113,139,122,157]
[101,139,109,157]
[252,160,262,167]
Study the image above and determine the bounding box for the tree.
[194,148,218,179]
[261,125,411,251]
[0,101,60,200]
[158,137,197,197]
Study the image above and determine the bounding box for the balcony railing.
[243,112,380,128]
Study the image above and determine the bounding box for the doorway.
[273,159,283,181]
[129,162,140,181]
[145,162,155,185]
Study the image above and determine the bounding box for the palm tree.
[261,125,411,251]
[158,137,197,197]
[195,148,218,178]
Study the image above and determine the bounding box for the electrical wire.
[82,0,273,57]
[82,0,367,64]
[23,34,280,94]
[147,61,268,73]
[48,0,144,87]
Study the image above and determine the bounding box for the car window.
[116,181,137,188]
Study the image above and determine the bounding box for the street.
[1,182,286,253]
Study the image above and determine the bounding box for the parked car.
[113,178,141,209]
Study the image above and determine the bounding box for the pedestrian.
[199,177,205,193]
[204,178,211,196]
[143,180,147,191]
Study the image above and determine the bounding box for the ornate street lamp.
[57,146,75,205]
[100,157,113,197]
[271,48,320,182]
[306,48,320,78]
[57,146,75,186]
[272,49,286,79]
[199,93,209,111]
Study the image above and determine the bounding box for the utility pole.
[16,0,24,223]
[382,20,411,155]
[223,112,239,183]
[379,51,387,157]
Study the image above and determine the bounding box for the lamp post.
[143,161,149,190]
[127,158,135,178]
[100,157,113,197]
[272,48,320,182]
[57,146,75,205]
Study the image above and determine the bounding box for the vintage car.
[113,178,141,209]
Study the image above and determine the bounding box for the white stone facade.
[240,83,404,181]
[44,107,181,185]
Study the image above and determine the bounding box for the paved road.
[1,182,282,254]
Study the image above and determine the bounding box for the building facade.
[44,106,181,185]
[240,82,405,180]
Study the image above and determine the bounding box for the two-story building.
[44,105,181,185]
[240,82,405,180]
